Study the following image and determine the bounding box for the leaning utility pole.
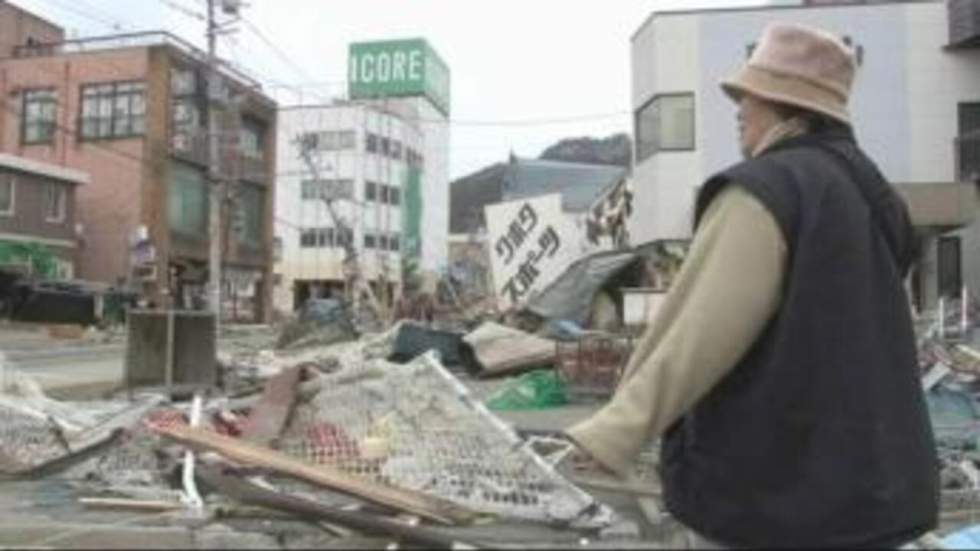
[297,137,383,321]
[206,0,222,329]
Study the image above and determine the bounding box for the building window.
[43,183,66,223]
[299,229,317,248]
[938,235,962,299]
[390,139,403,160]
[635,93,695,162]
[299,228,338,249]
[389,234,400,252]
[301,180,319,200]
[962,103,980,135]
[309,130,356,151]
[959,103,980,181]
[364,232,376,249]
[168,162,207,236]
[80,81,146,140]
[366,132,379,153]
[380,137,390,157]
[240,118,265,160]
[389,187,401,206]
[379,185,389,205]
[22,89,57,145]
[378,234,389,251]
[237,184,263,245]
[0,176,14,216]
[302,179,353,201]
[170,67,203,153]
[365,181,378,202]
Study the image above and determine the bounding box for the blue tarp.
[944,524,980,549]
[927,386,980,450]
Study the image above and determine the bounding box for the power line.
[35,0,129,30]
[239,16,332,104]
[157,0,207,22]
[275,100,629,127]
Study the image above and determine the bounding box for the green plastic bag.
[486,370,568,411]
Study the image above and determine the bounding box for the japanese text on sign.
[491,203,562,304]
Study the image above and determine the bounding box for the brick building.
[0,152,86,278]
[0,2,277,321]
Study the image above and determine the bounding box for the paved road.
[3,343,125,394]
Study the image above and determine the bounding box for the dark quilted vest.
[661,128,938,548]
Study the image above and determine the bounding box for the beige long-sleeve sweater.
[566,185,788,476]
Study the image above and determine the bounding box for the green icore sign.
[348,38,450,115]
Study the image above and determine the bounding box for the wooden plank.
[154,423,473,525]
[198,466,481,550]
[79,497,183,512]
[240,365,303,446]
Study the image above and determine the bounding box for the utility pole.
[206,0,222,331]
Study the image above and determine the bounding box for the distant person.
[565,22,937,548]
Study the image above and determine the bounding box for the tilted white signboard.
[485,194,593,310]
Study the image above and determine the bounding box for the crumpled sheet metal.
[0,366,165,476]
[278,352,613,528]
[525,251,641,325]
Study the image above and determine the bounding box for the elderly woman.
[566,22,937,548]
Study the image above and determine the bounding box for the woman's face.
[737,93,785,158]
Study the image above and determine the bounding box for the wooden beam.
[198,466,481,550]
[239,365,303,446]
[154,424,473,525]
[79,497,183,512]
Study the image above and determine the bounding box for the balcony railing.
[11,31,263,90]
[171,130,269,183]
[956,133,980,183]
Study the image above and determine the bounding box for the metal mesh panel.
[0,402,68,473]
[278,352,612,527]
[84,411,180,489]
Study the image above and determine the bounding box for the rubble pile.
[0,317,629,548]
[278,352,610,526]
[7,292,980,547]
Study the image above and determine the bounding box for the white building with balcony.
[630,0,980,310]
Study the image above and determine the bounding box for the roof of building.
[632,0,940,41]
[0,153,88,185]
[502,158,626,213]
[449,162,508,235]
[7,31,271,103]
[449,157,626,235]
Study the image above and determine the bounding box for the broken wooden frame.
[153,423,474,525]
[198,465,482,550]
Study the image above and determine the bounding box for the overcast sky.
[11,0,782,179]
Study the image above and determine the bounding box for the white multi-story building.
[274,101,426,311]
[630,0,980,310]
